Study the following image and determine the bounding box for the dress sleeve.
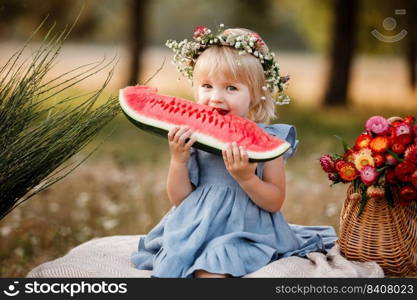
[257,123,299,161]
[255,123,299,179]
[187,148,200,187]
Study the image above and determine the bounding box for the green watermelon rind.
[119,89,291,162]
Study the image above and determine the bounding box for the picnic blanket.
[26,235,384,278]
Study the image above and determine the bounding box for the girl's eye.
[226,86,237,91]
[202,84,212,88]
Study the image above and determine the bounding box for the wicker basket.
[338,184,417,276]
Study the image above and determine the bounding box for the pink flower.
[395,122,412,136]
[360,165,379,186]
[193,26,209,39]
[365,116,389,135]
[319,154,335,173]
[394,122,413,145]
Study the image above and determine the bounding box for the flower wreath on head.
[165,24,290,105]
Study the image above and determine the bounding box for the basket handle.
[387,116,403,124]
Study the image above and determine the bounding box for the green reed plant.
[0,22,120,220]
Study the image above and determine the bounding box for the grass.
[0,101,416,277]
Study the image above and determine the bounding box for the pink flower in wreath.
[360,165,379,186]
[193,26,209,39]
[249,32,267,51]
[249,32,263,43]
[365,116,389,135]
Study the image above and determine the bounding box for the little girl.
[131,25,337,278]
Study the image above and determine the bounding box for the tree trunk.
[405,2,417,89]
[127,0,149,86]
[323,0,358,106]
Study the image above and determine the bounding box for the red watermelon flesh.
[119,85,291,162]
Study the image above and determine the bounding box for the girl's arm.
[166,126,196,207]
[223,142,285,213]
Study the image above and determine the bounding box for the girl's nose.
[210,90,224,103]
[210,98,224,104]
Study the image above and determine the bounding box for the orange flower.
[343,149,355,163]
[354,133,372,150]
[369,136,390,153]
[338,162,359,181]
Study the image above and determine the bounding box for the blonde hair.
[192,28,276,124]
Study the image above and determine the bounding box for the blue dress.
[131,123,337,277]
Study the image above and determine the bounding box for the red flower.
[385,168,398,185]
[335,160,346,172]
[343,149,355,163]
[391,143,405,154]
[387,126,397,144]
[354,133,372,150]
[399,185,417,204]
[373,153,385,167]
[385,153,398,166]
[391,121,403,127]
[403,116,415,125]
[369,136,390,153]
[411,170,417,188]
[394,161,416,182]
[404,144,417,163]
[367,186,385,198]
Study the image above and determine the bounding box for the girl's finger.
[232,142,240,162]
[240,146,248,162]
[173,126,189,143]
[224,144,233,165]
[222,149,228,167]
[168,126,180,141]
[185,134,196,149]
[179,129,192,146]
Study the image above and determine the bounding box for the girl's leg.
[194,269,231,278]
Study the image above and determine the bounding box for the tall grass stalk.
[0,22,120,220]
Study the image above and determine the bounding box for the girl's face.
[195,76,251,118]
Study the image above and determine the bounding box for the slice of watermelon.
[119,85,291,162]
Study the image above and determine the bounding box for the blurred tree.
[230,0,270,30]
[323,0,358,106]
[404,1,417,89]
[127,0,150,86]
[279,0,332,52]
[0,0,98,41]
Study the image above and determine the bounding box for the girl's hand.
[168,126,196,164]
[222,142,258,183]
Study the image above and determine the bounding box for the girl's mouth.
[213,107,230,115]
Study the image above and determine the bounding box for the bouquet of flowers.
[319,115,417,216]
